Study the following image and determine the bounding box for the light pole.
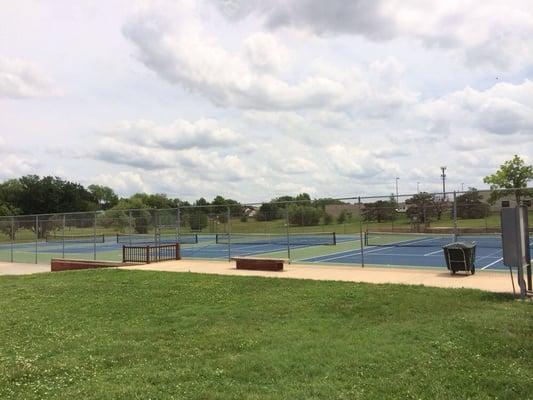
[461,183,464,192]
[440,166,447,200]
[417,182,420,193]
[395,177,400,206]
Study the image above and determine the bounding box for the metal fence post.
[93,211,97,260]
[62,214,65,259]
[10,217,14,263]
[227,206,231,261]
[128,210,133,245]
[35,215,38,264]
[146,245,150,264]
[177,208,181,243]
[286,207,291,263]
[358,197,364,268]
[453,191,458,241]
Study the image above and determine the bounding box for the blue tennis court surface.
[1,232,525,271]
[302,243,507,271]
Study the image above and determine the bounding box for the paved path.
[122,259,515,293]
[0,262,50,276]
[0,259,516,294]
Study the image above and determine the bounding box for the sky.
[0,0,532,202]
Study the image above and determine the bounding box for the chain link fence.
[0,189,530,266]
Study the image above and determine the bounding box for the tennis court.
[0,231,528,271]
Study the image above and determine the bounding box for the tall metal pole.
[440,166,447,200]
[417,182,420,193]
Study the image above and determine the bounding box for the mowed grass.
[0,270,531,399]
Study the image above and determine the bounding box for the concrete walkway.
[0,259,516,294]
[0,262,50,276]
[122,259,515,294]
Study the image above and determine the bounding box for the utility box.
[501,206,531,298]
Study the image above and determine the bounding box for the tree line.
[0,155,531,234]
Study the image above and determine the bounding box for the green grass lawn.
[0,270,531,399]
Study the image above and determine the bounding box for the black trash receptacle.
[442,242,476,275]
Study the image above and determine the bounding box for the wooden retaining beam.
[51,259,135,272]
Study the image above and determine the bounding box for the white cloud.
[122,3,416,112]
[92,171,150,194]
[0,58,58,99]
[0,137,39,179]
[232,0,533,70]
[103,118,243,150]
[418,80,533,136]
[244,32,290,74]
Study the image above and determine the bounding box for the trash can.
[442,242,476,275]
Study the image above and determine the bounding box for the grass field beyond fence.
[0,270,531,399]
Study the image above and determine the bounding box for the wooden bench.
[231,257,286,271]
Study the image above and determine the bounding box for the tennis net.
[45,234,105,244]
[116,233,198,245]
[364,231,506,248]
[216,232,336,246]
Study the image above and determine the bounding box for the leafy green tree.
[323,213,334,225]
[405,193,438,225]
[483,155,533,205]
[456,188,489,219]
[108,198,151,234]
[313,198,344,210]
[362,200,396,223]
[88,185,118,209]
[1,175,97,215]
[0,201,18,217]
[256,202,279,221]
[0,179,23,210]
[189,211,208,231]
[337,210,347,224]
[288,205,321,226]
[130,193,176,209]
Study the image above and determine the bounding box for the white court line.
[476,248,503,262]
[312,246,389,262]
[481,257,503,270]
[424,249,442,256]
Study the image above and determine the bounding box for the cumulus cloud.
[244,32,290,74]
[90,117,254,184]
[103,118,243,150]
[122,3,415,112]
[0,58,58,99]
[220,0,533,70]
[0,137,39,179]
[418,80,533,136]
[92,171,150,194]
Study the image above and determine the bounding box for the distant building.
[477,190,531,211]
